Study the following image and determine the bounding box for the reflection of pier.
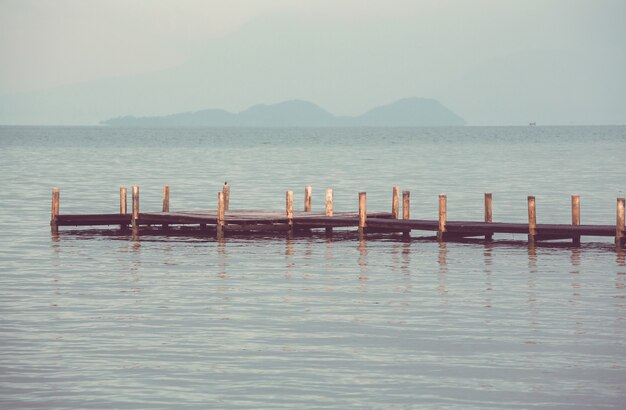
[50,184,626,247]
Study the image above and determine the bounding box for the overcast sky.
[1,0,625,125]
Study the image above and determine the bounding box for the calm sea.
[1,126,625,409]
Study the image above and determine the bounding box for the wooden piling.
[132,186,139,234]
[402,191,410,220]
[223,183,230,211]
[325,188,333,235]
[286,191,294,228]
[217,191,225,238]
[304,185,312,212]
[528,196,536,244]
[392,186,400,219]
[162,185,170,230]
[484,192,493,241]
[402,191,411,238]
[438,194,447,241]
[571,194,580,245]
[358,192,367,235]
[162,185,170,212]
[617,197,625,246]
[51,187,60,232]
[120,187,127,214]
[119,186,127,230]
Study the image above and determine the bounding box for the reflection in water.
[617,246,625,266]
[388,242,412,294]
[401,242,411,275]
[325,236,333,271]
[357,238,368,286]
[390,241,412,275]
[304,238,313,261]
[437,242,448,302]
[217,237,227,279]
[285,236,295,277]
[615,246,626,338]
[526,245,539,341]
[483,243,493,309]
[51,234,61,259]
[569,247,584,335]
[130,239,141,279]
[615,270,626,340]
[527,244,537,274]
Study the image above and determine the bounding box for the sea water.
[0,126,625,408]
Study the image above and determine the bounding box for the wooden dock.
[50,184,626,246]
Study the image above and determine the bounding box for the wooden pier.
[50,184,626,246]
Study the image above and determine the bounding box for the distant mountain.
[101,97,465,127]
[238,100,336,126]
[354,98,465,126]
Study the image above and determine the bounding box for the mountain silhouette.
[354,98,465,126]
[101,97,465,127]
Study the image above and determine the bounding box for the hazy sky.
[1,0,625,125]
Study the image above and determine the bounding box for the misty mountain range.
[102,97,465,127]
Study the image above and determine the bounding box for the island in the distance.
[101,97,465,127]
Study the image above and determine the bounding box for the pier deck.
[55,211,617,238]
[50,184,626,246]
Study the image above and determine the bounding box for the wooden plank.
[537,223,614,236]
[366,218,439,231]
[224,224,291,232]
[139,212,218,225]
[57,214,132,226]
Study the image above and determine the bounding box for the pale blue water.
[1,126,625,408]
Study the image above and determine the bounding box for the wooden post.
[51,187,60,232]
[402,191,410,238]
[286,191,293,228]
[217,191,225,238]
[132,186,139,234]
[325,188,333,235]
[162,185,170,212]
[223,183,230,211]
[358,192,367,236]
[571,194,580,245]
[528,195,536,244]
[120,187,127,214]
[119,186,127,231]
[484,192,493,241]
[617,197,625,246]
[438,194,447,241]
[162,185,170,230]
[402,191,410,220]
[392,186,400,219]
[304,185,312,212]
